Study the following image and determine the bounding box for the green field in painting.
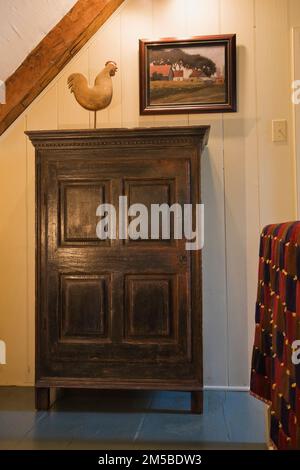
[150,80,226,105]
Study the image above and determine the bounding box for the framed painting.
[139,34,236,115]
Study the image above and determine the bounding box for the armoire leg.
[191,391,203,414]
[35,387,50,410]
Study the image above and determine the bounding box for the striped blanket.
[251,221,300,450]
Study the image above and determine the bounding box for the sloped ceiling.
[0,0,125,135]
[0,0,77,81]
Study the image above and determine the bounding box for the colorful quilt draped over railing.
[251,222,300,450]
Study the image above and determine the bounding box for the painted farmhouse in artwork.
[150,62,225,84]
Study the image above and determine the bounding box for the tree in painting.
[150,48,217,77]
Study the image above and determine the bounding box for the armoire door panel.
[59,180,111,245]
[124,178,178,246]
[59,274,111,342]
[124,274,177,341]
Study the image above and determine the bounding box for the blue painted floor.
[0,388,267,450]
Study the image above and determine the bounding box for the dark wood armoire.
[26,126,210,413]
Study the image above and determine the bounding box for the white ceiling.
[0,0,77,81]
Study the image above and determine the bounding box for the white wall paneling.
[187,0,228,387]
[292,27,300,217]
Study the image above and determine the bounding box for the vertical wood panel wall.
[0,0,297,388]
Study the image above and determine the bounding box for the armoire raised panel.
[26,126,210,413]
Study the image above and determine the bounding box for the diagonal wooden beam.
[0,0,125,136]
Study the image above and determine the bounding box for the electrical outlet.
[272,119,287,142]
[0,340,6,364]
[0,80,5,104]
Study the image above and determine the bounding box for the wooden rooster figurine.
[67,61,118,128]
